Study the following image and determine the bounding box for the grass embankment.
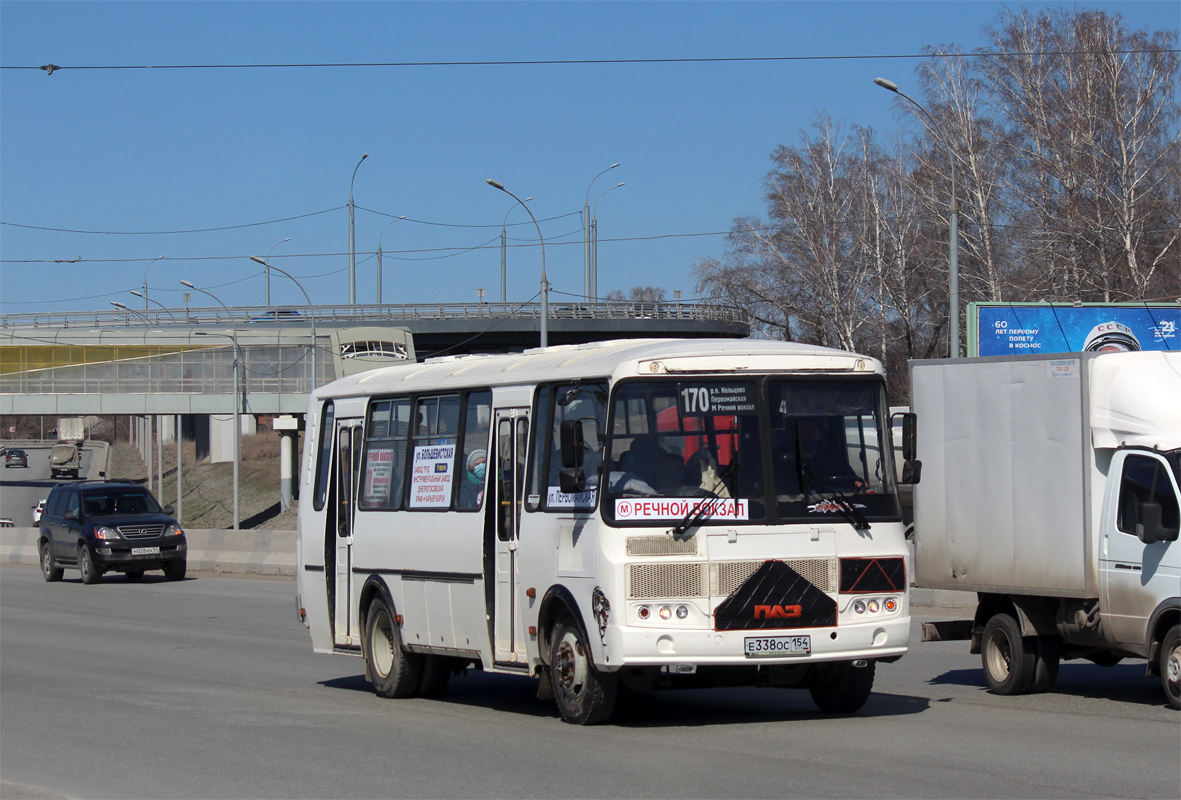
[108,431,298,531]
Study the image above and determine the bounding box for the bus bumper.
[601,615,910,669]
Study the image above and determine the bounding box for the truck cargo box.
[913,354,1094,596]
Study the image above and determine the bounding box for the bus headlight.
[867,599,880,613]
[853,600,866,614]
[676,605,689,620]
[658,606,672,621]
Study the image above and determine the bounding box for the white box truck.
[911,351,1180,707]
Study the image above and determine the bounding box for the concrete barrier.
[1,527,297,577]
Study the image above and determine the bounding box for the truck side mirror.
[893,411,922,485]
[558,419,586,494]
[1137,502,1178,544]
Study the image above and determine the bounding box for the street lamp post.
[487,179,548,347]
[584,164,619,301]
[498,197,531,304]
[182,281,241,530]
[875,77,960,358]
[142,255,166,311]
[592,182,625,302]
[260,238,292,306]
[248,257,317,393]
[111,302,150,325]
[130,290,178,321]
[348,153,369,306]
[376,216,406,305]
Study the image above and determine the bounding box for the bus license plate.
[131,547,160,556]
[744,635,811,658]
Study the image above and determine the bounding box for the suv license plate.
[744,635,811,658]
[131,547,160,556]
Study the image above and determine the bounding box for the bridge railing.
[0,301,746,329]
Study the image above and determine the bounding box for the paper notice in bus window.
[547,486,598,508]
[409,443,455,508]
[614,497,749,521]
[363,445,396,506]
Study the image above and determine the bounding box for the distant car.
[250,309,301,322]
[0,518,15,528]
[32,499,47,525]
[5,448,28,468]
[38,481,187,584]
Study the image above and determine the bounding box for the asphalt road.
[1,567,1177,800]
[1,446,96,526]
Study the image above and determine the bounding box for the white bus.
[296,339,919,724]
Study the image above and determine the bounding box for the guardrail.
[1,301,747,329]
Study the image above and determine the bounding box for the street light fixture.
[182,280,241,530]
[875,76,960,358]
[142,255,166,311]
[592,182,625,301]
[248,258,318,393]
[584,164,620,301]
[111,301,150,324]
[258,237,292,306]
[130,290,177,321]
[376,216,406,305]
[348,153,369,306]
[499,197,531,304]
[487,179,548,347]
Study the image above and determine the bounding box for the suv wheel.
[163,558,186,582]
[41,541,63,582]
[78,545,102,585]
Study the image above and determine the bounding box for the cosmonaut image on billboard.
[974,304,1179,357]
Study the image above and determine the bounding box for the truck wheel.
[1162,625,1180,710]
[364,597,420,698]
[808,660,876,713]
[982,613,1035,695]
[1030,636,1060,693]
[40,541,63,582]
[549,617,618,725]
[78,545,102,585]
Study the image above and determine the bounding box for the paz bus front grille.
[626,558,838,600]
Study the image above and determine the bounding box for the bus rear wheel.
[549,618,617,725]
[365,598,420,699]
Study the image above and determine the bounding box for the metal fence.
[0,301,745,330]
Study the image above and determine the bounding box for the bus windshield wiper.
[795,420,870,532]
[671,461,738,537]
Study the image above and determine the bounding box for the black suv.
[38,481,187,584]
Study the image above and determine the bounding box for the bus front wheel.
[549,618,617,725]
[365,598,420,698]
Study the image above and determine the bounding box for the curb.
[1,528,296,577]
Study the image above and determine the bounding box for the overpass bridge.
[1,300,747,415]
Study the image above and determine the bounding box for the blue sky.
[1,1,1177,316]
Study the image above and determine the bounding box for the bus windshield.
[603,378,900,526]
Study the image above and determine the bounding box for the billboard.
[969,303,1179,357]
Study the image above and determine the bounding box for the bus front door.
[492,409,530,666]
[332,420,363,647]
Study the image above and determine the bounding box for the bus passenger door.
[333,420,364,647]
[492,409,530,666]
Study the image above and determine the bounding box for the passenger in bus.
[459,449,487,508]
[608,435,659,496]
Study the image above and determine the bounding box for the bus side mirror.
[559,419,586,494]
[894,411,922,485]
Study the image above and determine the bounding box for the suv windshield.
[81,489,162,517]
[603,377,900,526]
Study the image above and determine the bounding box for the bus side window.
[408,394,460,510]
[360,398,411,511]
[313,401,335,511]
[457,390,492,510]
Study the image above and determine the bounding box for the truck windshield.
[603,377,900,526]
